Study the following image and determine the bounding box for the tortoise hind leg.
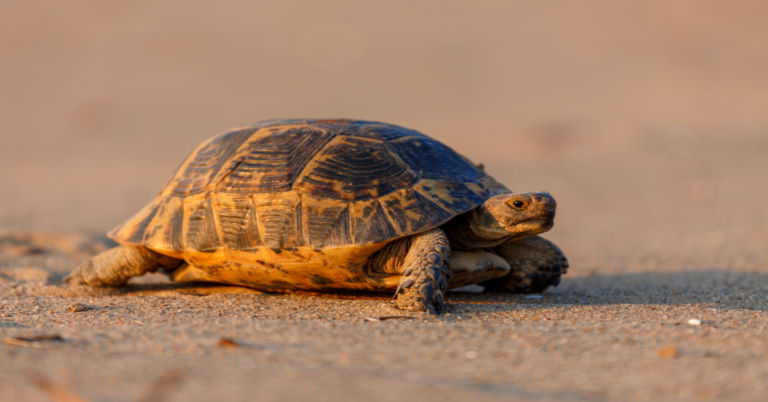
[392,229,451,313]
[66,245,182,286]
[482,235,568,293]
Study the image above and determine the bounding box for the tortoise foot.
[483,235,568,293]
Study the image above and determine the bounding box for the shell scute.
[295,135,416,201]
[141,196,184,251]
[215,126,336,193]
[168,128,255,196]
[348,198,399,245]
[213,193,260,251]
[301,196,351,248]
[378,188,454,235]
[387,136,483,182]
[251,195,301,250]
[414,180,489,213]
[183,196,220,252]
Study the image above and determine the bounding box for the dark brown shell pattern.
[110,119,508,252]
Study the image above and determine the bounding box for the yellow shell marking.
[167,243,401,291]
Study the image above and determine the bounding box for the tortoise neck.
[441,210,511,250]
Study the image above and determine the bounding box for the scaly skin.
[482,235,568,292]
[65,245,182,286]
[391,229,450,313]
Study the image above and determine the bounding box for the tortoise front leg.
[390,229,451,313]
[482,235,568,293]
[66,245,182,286]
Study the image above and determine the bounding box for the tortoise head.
[467,192,556,245]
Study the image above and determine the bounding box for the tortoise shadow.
[67,273,394,300]
[447,268,768,314]
[59,269,767,314]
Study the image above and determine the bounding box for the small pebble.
[218,337,240,348]
[687,318,702,326]
[67,303,89,313]
[658,346,679,358]
[525,294,543,299]
[465,350,478,359]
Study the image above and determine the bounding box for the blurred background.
[1,0,766,273]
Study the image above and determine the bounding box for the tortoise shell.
[110,119,508,253]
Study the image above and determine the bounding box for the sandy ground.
[1,1,767,401]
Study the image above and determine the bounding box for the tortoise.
[67,119,567,313]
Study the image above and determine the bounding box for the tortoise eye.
[506,198,528,210]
